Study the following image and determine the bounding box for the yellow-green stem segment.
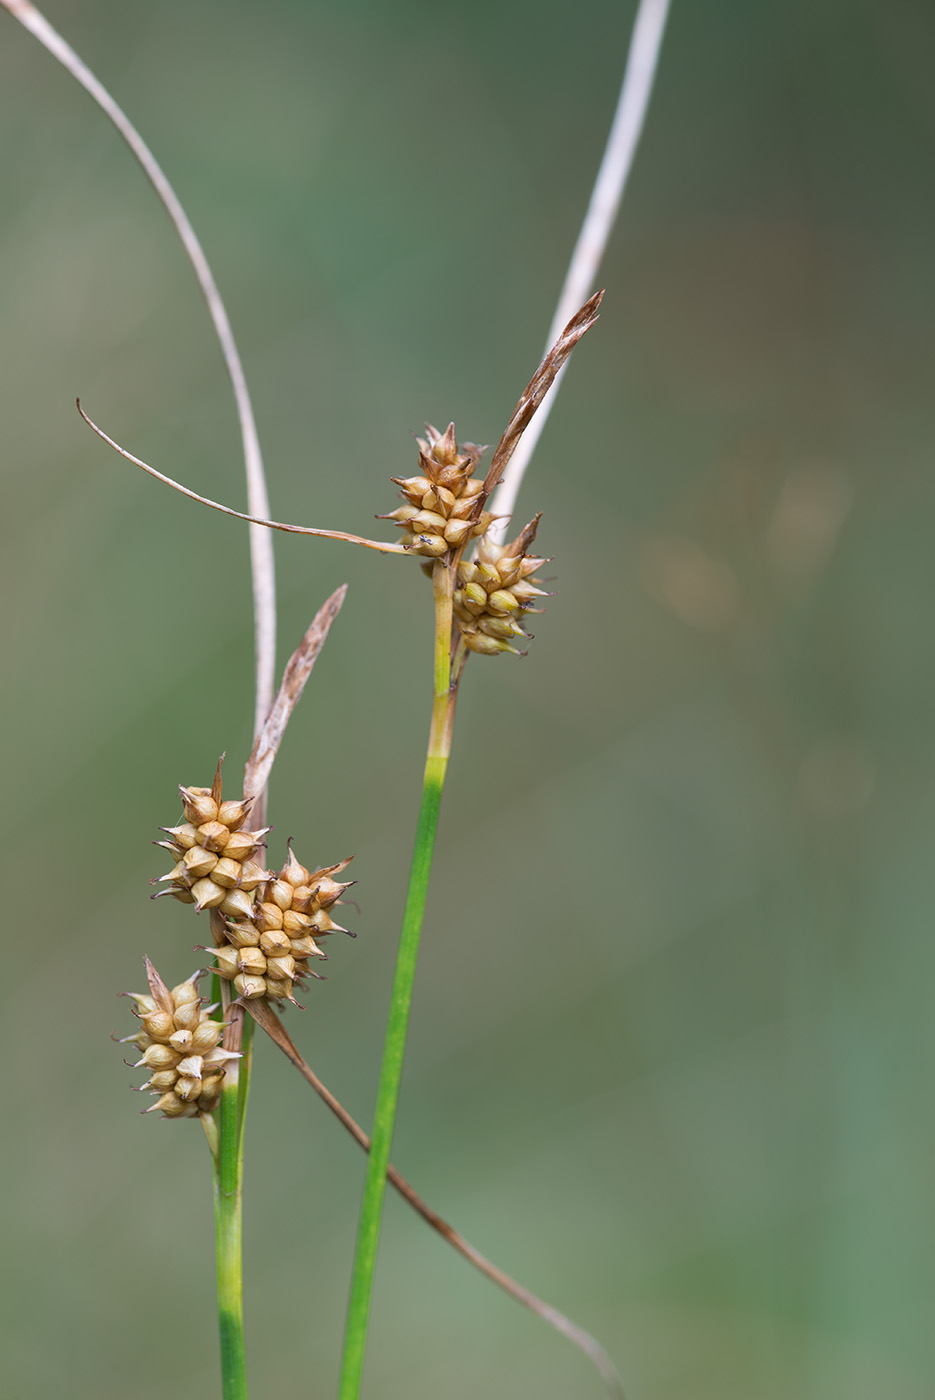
[214,1013,254,1400]
[338,561,457,1399]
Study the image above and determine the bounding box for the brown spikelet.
[381,424,493,558]
[122,963,240,1119]
[153,763,270,918]
[211,847,354,1004]
[454,516,550,655]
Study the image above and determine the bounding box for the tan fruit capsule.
[225,921,260,949]
[233,973,267,1000]
[139,1043,180,1070]
[265,955,296,982]
[211,857,244,889]
[264,979,294,1001]
[391,474,431,501]
[147,1092,188,1117]
[289,935,323,959]
[183,845,218,878]
[237,948,267,977]
[443,518,473,547]
[480,616,527,641]
[259,929,291,957]
[464,631,515,655]
[217,799,252,831]
[126,993,157,1015]
[269,879,294,911]
[281,847,311,886]
[282,909,312,935]
[213,946,240,979]
[166,885,196,905]
[191,1021,223,1053]
[174,1002,205,1036]
[175,1055,204,1080]
[254,903,284,933]
[180,788,218,825]
[313,876,351,907]
[412,532,449,557]
[157,861,189,885]
[220,889,255,921]
[433,485,458,513]
[238,861,267,891]
[289,886,315,914]
[197,820,230,853]
[160,823,201,850]
[146,1070,178,1092]
[486,589,518,615]
[410,509,449,533]
[191,878,226,911]
[379,505,418,523]
[222,830,263,862]
[168,1029,194,1054]
[171,977,202,1008]
[141,1010,175,1040]
[174,1076,202,1103]
[171,999,202,1032]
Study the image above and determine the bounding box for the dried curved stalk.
[248,998,625,1400]
[0,0,278,738]
[77,402,406,555]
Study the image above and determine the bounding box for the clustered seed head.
[214,846,354,1004]
[122,966,240,1119]
[154,785,269,920]
[380,422,494,557]
[454,515,551,655]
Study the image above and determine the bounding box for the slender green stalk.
[338,562,457,1400]
[213,1012,254,1400]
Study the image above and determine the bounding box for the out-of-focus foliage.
[2,1,934,1396]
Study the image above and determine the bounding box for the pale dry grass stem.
[490,0,671,539]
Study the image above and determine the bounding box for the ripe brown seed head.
[122,961,240,1121]
[454,516,548,657]
[383,423,489,558]
[155,775,270,916]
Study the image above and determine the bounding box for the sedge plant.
[3,0,671,1396]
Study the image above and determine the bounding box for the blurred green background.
[2,0,934,1395]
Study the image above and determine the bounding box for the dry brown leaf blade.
[243,585,348,801]
[482,290,604,499]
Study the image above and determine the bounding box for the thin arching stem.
[490,0,671,539]
[337,559,458,1400]
[0,0,277,734]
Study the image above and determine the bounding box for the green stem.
[213,1011,254,1400]
[337,561,457,1400]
